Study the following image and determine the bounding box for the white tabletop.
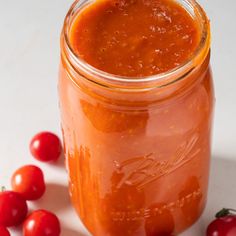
[0,0,235,235]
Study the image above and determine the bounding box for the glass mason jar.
[58,0,214,235]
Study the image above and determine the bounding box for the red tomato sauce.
[70,0,200,77]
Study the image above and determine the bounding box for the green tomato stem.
[1,186,6,192]
[216,208,236,218]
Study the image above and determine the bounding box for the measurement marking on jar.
[114,134,200,190]
[111,188,202,222]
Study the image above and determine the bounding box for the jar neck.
[61,0,211,92]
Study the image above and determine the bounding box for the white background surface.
[0,0,236,235]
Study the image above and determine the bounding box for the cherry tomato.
[23,210,61,236]
[30,132,62,162]
[0,226,10,236]
[0,191,28,227]
[11,165,46,200]
[207,216,236,236]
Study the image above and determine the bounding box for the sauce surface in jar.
[70,0,200,77]
[59,0,213,235]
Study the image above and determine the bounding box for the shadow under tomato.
[207,156,236,219]
[61,226,89,236]
[9,224,89,236]
[52,151,66,169]
[32,182,70,213]
[180,156,236,236]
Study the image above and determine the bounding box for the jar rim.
[62,0,211,90]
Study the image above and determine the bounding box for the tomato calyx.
[215,208,236,218]
[1,186,6,192]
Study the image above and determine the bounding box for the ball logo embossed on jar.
[113,133,200,190]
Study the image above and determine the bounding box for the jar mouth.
[62,0,210,89]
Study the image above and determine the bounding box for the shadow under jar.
[58,0,214,235]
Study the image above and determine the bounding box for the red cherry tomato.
[207,215,236,236]
[11,165,46,200]
[23,210,61,236]
[0,191,28,227]
[30,132,62,162]
[0,226,10,236]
